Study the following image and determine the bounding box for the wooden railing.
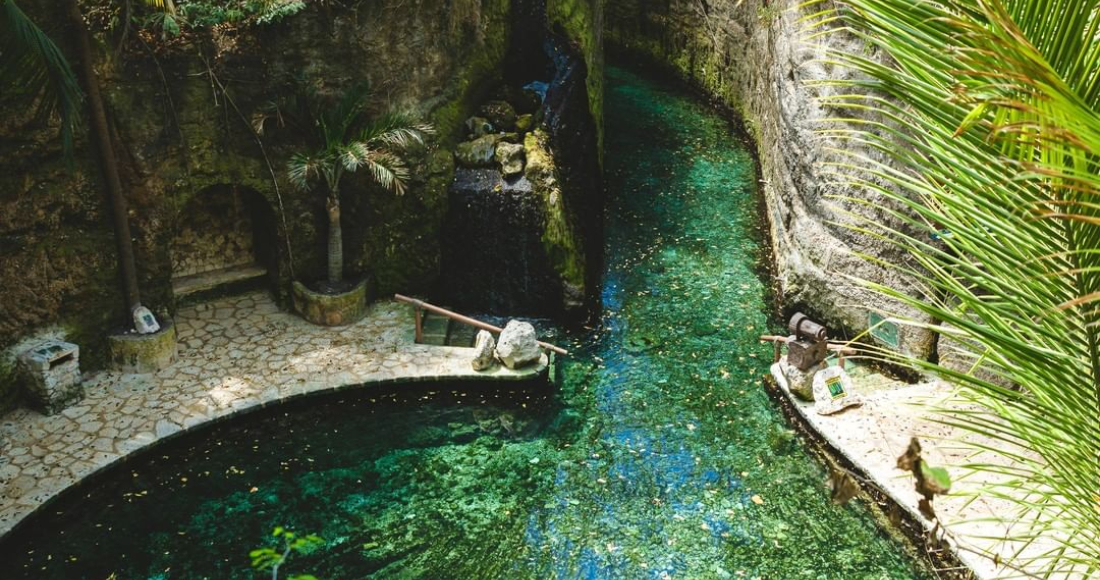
[394,294,569,356]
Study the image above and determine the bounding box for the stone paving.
[0,292,546,537]
[772,364,1075,580]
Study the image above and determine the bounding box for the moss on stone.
[107,318,179,374]
[291,281,369,326]
[547,0,605,161]
[524,130,587,292]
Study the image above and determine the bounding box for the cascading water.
[439,0,600,319]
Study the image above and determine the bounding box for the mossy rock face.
[107,318,179,374]
[292,280,369,326]
[524,130,587,313]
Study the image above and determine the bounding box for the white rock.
[812,366,863,415]
[471,330,497,371]
[495,142,526,177]
[494,320,541,369]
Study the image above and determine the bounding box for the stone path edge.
[0,355,550,543]
[762,372,977,580]
[0,293,551,541]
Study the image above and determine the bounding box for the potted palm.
[276,84,433,325]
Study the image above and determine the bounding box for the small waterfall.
[438,0,601,319]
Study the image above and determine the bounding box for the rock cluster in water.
[454,98,540,178]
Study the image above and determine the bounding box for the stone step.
[172,264,268,298]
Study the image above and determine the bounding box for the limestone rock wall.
[0,0,514,411]
[606,0,935,359]
[170,187,257,279]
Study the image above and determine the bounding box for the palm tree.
[3,0,154,327]
[279,84,433,289]
[811,0,1100,575]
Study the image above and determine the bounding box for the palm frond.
[323,81,372,146]
[358,148,411,195]
[287,152,324,191]
[360,112,435,150]
[0,0,83,154]
[809,0,1100,574]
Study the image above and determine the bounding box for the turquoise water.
[0,65,929,579]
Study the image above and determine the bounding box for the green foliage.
[0,0,83,154]
[143,9,181,38]
[810,0,1100,575]
[142,0,308,30]
[268,81,434,198]
[249,527,324,580]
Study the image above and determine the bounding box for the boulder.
[471,330,497,371]
[454,135,500,168]
[779,357,825,402]
[495,142,526,178]
[494,320,541,369]
[812,366,863,415]
[478,100,517,131]
[515,113,534,133]
[465,116,494,138]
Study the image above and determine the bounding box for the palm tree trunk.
[65,0,141,316]
[326,195,343,286]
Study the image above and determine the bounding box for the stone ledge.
[0,293,548,539]
[768,363,1068,580]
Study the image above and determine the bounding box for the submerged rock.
[495,320,540,369]
[465,116,494,138]
[471,330,497,371]
[495,142,526,177]
[478,100,517,131]
[454,135,501,168]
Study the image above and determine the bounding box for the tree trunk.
[65,0,142,319]
[326,195,343,286]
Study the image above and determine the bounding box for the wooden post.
[413,307,423,344]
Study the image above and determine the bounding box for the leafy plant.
[260,82,433,287]
[0,0,83,153]
[807,0,1100,575]
[249,527,324,580]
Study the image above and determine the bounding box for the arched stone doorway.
[169,185,278,300]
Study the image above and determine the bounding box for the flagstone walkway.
[0,292,545,536]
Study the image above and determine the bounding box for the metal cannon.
[787,312,828,371]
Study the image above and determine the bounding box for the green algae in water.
[0,65,931,579]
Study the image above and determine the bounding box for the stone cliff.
[606,0,936,359]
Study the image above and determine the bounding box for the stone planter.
[292,280,368,326]
[107,317,178,374]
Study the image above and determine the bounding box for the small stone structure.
[108,318,178,373]
[495,320,541,369]
[292,280,369,326]
[18,339,83,414]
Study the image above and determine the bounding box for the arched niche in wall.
[169,184,279,301]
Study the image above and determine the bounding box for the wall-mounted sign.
[868,312,900,349]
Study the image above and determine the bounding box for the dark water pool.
[0,65,931,579]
